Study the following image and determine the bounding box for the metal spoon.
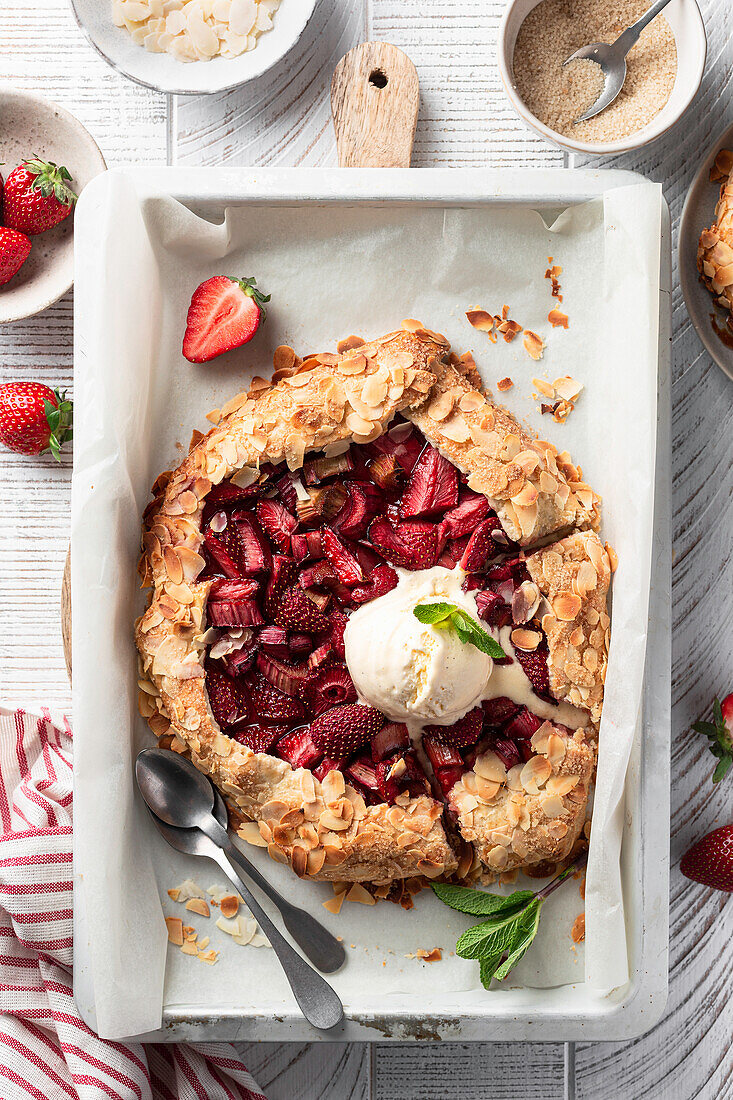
[563,0,673,124]
[136,748,344,1031]
[144,783,345,973]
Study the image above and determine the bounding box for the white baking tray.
[72,168,670,1043]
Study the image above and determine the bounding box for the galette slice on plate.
[135,325,613,889]
[698,158,733,331]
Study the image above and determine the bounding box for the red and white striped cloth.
[0,707,267,1100]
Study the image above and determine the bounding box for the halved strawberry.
[183,275,270,363]
[310,703,384,757]
[203,530,242,579]
[321,527,363,585]
[249,673,306,725]
[425,707,483,748]
[256,499,298,554]
[276,728,323,770]
[512,640,552,702]
[375,759,402,803]
[482,696,521,726]
[313,756,347,782]
[368,515,440,570]
[230,722,285,754]
[399,444,458,518]
[274,585,328,632]
[680,824,733,892]
[439,490,491,539]
[206,667,249,729]
[505,707,544,741]
[331,481,384,540]
[350,564,399,605]
[459,516,502,572]
[264,555,298,617]
[302,666,357,716]
[370,421,423,474]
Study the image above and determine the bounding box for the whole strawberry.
[0,383,73,460]
[310,703,385,757]
[4,159,77,235]
[692,693,733,782]
[680,824,733,893]
[182,275,270,363]
[0,227,32,286]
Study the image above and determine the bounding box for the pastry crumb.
[497,376,513,392]
[571,913,586,943]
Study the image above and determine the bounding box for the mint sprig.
[413,601,506,660]
[432,852,586,987]
[692,696,733,783]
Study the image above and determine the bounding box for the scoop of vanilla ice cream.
[344,566,492,726]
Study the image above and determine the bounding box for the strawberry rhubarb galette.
[135,326,614,891]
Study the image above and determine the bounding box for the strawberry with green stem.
[0,383,73,460]
[3,159,77,235]
[692,693,733,782]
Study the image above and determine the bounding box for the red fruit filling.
[196,418,556,806]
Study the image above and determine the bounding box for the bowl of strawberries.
[0,88,106,323]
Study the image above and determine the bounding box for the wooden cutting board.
[60,41,419,682]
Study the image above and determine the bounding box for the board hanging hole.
[369,68,388,89]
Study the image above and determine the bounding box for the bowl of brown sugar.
[498,0,706,156]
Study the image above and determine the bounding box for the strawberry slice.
[482,696,521,726]
[680,824,733,892]
[368,515,440,570]
[206,667,249,729]
[256,499,298,554]
[274,585,328,632]
[331,481,383,539]
[370,421,424,474]
[264,554,298,618]
[425,707,483,748]
[313,756,348,781]
[248,673,306,725]
[230,722,285,754]
[203,530,242,579]
[322,527,363,585]
[439,490,492,539]
[183,275,270,363]
[512,640,552,702]
[276,728,323,771]
[326,609,349,658]
[302,666,357,716]
[399,444,459,518]
[350,564,399,605]
[310,703,384,757]
[459,516,502,572]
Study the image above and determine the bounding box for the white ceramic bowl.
[69,0,317,95]
[497,0,706,158]
[0,89,106,325]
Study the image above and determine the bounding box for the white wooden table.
[1,1,732,1096]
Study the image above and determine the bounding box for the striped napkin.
[0,707,267,1100]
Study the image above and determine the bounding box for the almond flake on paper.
[496,377,513,392]
[523,331,545,361]
[548,308,569,329]
[545,257,564,303]
[571,913,586,943]
[165,917,184,946]
[169,879,206,903]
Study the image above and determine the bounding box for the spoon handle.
[614,0,673,56]
[207,846,344,1031]
[218,840,346,974]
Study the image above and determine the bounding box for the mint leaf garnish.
[431,852,587,989]
[412,601,506,660]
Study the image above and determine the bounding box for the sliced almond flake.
[181,940,199,956]
[165,916,184,946]
[466,308,495,332]
[337,354,367,376]
[184,897,210,918]
[337,334,365,353]
[524,331,545,361]
[206,409,222,425]
[548,308,569,329]
[553,375,583,402]
[322,892,346,915]
[416,947,442,962]
[273,344,296,372]
[440,417,472,444]
[172,878,205,902]
[345,883,376,905]
[533,377,555,399]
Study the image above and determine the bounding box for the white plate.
[69,0,317,95]
[679,120,733,382]
[0,89,106,324]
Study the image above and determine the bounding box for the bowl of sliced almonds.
[69,0,317,95]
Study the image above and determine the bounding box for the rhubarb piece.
[345,755,381,799]
[399,444,459,518]
[326,609,348,658]
[491,738,522,770]
[321,526,363,585]
[258,625,290,658]
[375,759,402,803]
[207,597,263,629]
[303,449,355,486]
[438,535,470,569]
[203,530,242,579]
[368,515,440,570]
[274,471,302,511]
[274,585,328,632]
[350,563,399,605]
[256,652,312,698]
[459,516,502,572]
[276,728,323,771]
[206,667,249,729]
[297,560,338,590]
[288,633,314,658]
[230,512,272,575]
[475,588,508,626]
[307,642,333,669]
[369,453,402,492]
[256,499,298,554]
[482,696,521,726]
[425,707,483,748]
[297,483,348,525]
[423,736,464,772]
[310,703,384,757]
[230,722,284,754]
[505,707,544,742]
[291,530,324,562]
[435,764,465,797]
[209,578,259,600]
[371,722,410,763]
[264,555,298,618]
[248,672,306,724]
[439,490,491,539]
[302,665,357,717]
[222,646,257,677]
[331,481,383,539]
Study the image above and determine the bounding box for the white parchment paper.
[72,172,661,1039]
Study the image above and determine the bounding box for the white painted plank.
[234,1041,371,1100]
[374,1042,565,1099]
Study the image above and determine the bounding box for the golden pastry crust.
[697,166,733,319]
[447,723,595,873]
[526,531,613,725]
[136,329,459,885]
[405,361,601,545]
